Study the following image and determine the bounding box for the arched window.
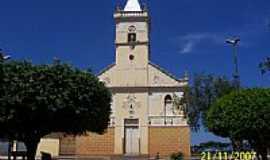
[165,95,172,104]
[164,95,173,116]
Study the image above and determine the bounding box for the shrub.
[170,152,183,160]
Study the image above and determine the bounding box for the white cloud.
[176,18,269,54]
[178,33,225,54]
[176,18,267,54]
[181,42,194,54]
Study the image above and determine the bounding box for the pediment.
[98,62,187,87]
[98,64,116,86]
[148,62,185,87]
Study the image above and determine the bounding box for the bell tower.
[114,0,150,72]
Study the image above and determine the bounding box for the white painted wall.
[36,138,59,157]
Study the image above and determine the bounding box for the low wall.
[148,126,191,158]
[75,128,115,155]
[36,138,60,157]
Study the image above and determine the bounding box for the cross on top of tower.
[124,0,142,11]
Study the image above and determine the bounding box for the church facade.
[40,0,190,158]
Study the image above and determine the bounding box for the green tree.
[206,88,270,160]
[259,57,270,75]
[185,74,236,131]
[0,60,112,160]
[170,152,183,160]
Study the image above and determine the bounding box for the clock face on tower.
[128,25,136,32]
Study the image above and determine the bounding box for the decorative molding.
[103,77,111,85]
[122,94,141,115]
[153,75,160,84]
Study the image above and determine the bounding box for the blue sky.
[0,0,269,144]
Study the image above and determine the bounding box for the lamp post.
[225,38,242,150]
[226,37,240,89]
[0,49,11,61]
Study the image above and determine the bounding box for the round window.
[128,25,136,32]
[129,55,135,60]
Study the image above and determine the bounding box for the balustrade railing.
[109,115,187,127]
[148,115,187,126]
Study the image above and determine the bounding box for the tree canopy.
[185,74,236,131]
[0,60,112,160]
[259,57,270,75]
[206,88,270,160]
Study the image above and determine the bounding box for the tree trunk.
[24,138,40,160]
[259,148,268,160]
[256,154,261,160]
[231,138,242,151]
[7,140,12,160]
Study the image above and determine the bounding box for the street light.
[0,49,11,61]
[226,37,240,89]
[3,55,11,60]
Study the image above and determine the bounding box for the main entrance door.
[124,119,140,155]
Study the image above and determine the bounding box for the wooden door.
[125,126,139,155]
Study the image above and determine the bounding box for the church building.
[38,0,191,158]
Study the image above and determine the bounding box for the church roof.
[97,63,115,76]
[149,61,183,83]
[97,62,185,84]
[124,0,142,12]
